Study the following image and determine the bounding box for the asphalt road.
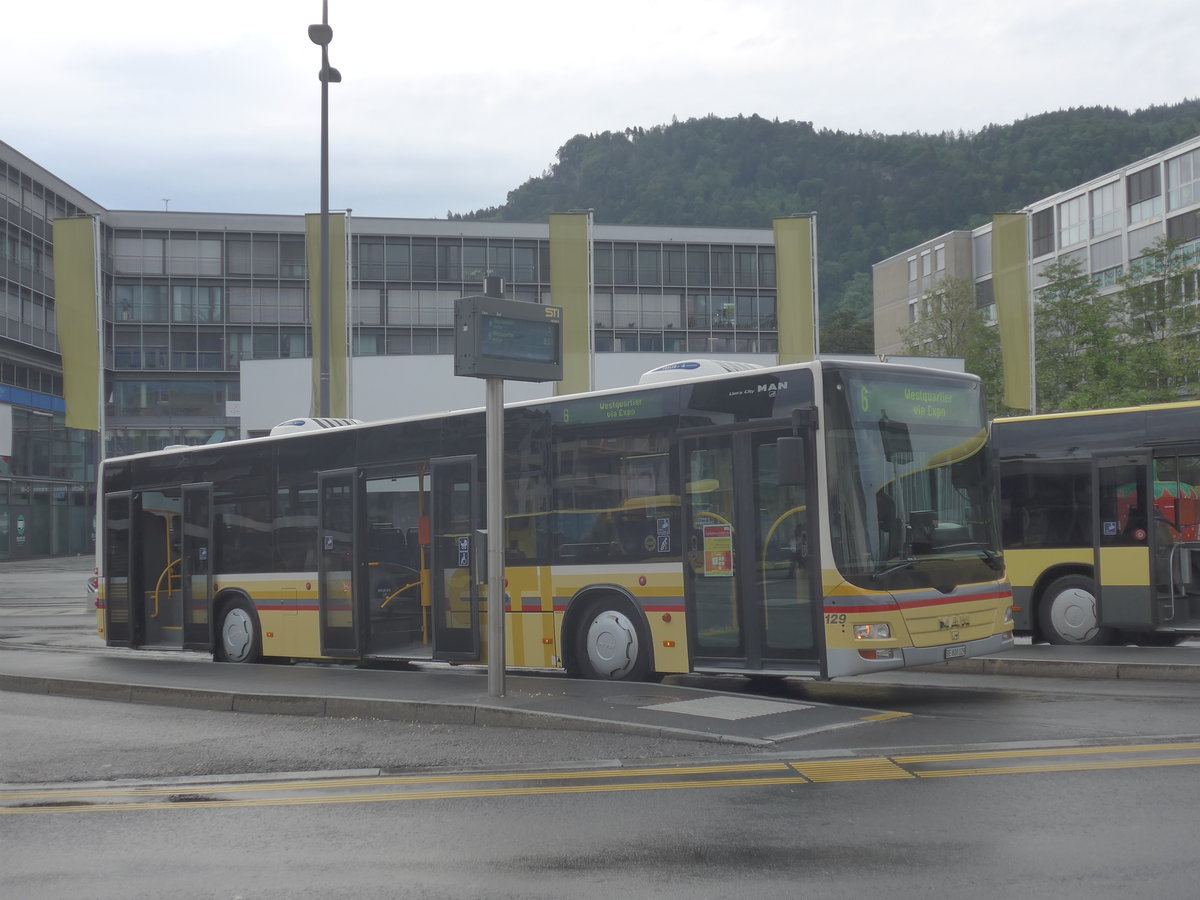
[4,557,1200,898]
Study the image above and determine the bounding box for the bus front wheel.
[217,599,262,663]
[1038,575,1113,645]
[573,600,652,681]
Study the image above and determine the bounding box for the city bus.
[94,358,1013,680]
[994,401,1200,645]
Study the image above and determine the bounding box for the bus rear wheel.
[217,599,262,663]
[573,600,652,681]
[1038,575,1113,645]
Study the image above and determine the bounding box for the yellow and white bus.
[995,401,1200,645]
[95,359,1013,680]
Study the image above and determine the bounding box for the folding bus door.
[318,468,364,658]
[430,455,481,661]
[181,483,214,650]
[1093,452,1154,630]
[682,426,820,672]
[103,491,138,648]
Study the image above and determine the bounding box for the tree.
[899,277,1003,413]
[821,307,874,354]
[1115,237,1200,403]
[1033,258,1125,411]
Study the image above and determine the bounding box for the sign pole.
[485,374,505,697]
[454,277,563,699]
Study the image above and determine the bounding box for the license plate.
[944,645,967,660]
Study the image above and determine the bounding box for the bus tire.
[216,598,262,664]
[573,598,653,681]
[1038,575,1113,645]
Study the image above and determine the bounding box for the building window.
[735,250,757,286]
[1167,148,1200,211]
[165,238,223,276]
[171,285,223,323]
[114,284,168,322]
[664,248,686,286]
[1167,211,1200,243]
[437,243,461,281]
[1092,266,1123,289]
[907,256,918,281]
[1127,166,1163,224]
[612,246,636,284]
[1058,195,1087,247]
[114,237,164,275]
[351,288,382,325]
[513,245,537,282]
[921,250,931,277]
[934,244,946,271]
[638,247,661,286]
[227,238,279,276]
[1032,208,1055,256]
[1090,182,1122,237]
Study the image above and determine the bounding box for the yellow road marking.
[6,741,1199,816]
[894,741,1200,764]
[861,711,912,722]
[0,761,795,803]
[0,776,811,815]
[791,758,914,782]
[916,756,1200,778]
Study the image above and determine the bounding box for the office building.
[873,135,1200,400]
[2,139,820,558]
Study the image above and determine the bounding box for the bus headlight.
[1004,606,1014,624]
[854,623,891,640]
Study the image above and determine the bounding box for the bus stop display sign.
[454,295,563,382]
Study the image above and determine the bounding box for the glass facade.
[1,145,99,558]
[5,137,781,558]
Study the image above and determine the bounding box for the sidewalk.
[2,637,1197,749]
[0,646,882,747]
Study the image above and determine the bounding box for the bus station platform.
[1,639,1198,747]
[915,641,1200,682]
[0,646,888,747]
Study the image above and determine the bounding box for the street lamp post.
[309,1,341,418]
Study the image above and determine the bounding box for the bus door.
[429,455,481,661]
[1149,450,1200,627]
[318,468,364,658]
[181,483,214,650]
[136,488,184,649]
[682,426,820,671]
[1093,452,1155,629]
[102,491,139,648]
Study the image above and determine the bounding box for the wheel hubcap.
[1049,587,1100,642]
[222,608,254,661]
[585,610,638,678]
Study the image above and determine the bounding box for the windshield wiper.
[873,557,918,580]
[937,542,1003,570]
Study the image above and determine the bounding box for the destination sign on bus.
[555,392,665,425]
[850,377,980,428]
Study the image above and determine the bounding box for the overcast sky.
[8,0,1196,220]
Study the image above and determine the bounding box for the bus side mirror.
[777,437,806,486]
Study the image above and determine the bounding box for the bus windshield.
[823,368,1000,590]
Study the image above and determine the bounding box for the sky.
[8,0,1197,220]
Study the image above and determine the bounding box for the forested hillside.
[454,101,1200,323]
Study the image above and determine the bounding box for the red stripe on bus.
[824,590,1012,615]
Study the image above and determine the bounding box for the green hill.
[454,101,1200,329]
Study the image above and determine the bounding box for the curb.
[0,673,768,747]
[914,657,1200,682]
